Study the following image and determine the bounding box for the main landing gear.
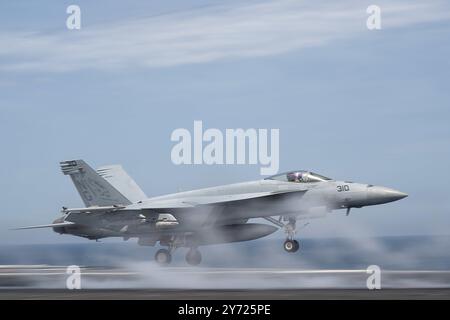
[155,248,172,265]
[154,246,202,266]
[154,239,176,265]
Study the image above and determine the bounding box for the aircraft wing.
[133,189,307,210]
[62,205,126,213]
[12,221,75,230]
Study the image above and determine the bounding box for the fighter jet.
[17,160,407,265]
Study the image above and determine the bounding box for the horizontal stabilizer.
[12,222,75,230]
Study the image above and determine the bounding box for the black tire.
[155,248,172,265]
[292,239,300,252]
[186,248,202,266]
[284,239,299,253]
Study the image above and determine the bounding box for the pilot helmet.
[287,171,302,182]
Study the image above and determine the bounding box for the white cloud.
[0,0,449,72]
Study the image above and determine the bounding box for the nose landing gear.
[264,216,307,253]
[283,218,300,253]
[283,239,300,252]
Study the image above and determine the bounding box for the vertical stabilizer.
[97,165,147,203]
[60,160,132,207]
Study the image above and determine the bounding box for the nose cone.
[367,186,408,205]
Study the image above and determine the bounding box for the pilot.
[287,172,302,183]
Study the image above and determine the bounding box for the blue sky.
[1,0,450,243]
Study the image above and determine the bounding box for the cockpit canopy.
[265,170,332,183]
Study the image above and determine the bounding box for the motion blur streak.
[0,235,449,290]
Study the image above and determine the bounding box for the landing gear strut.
[264,216,304,253]
[155,235,179,265]
[185,248,202,266]
[284,217,300,253]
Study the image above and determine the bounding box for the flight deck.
[1,265,449,299]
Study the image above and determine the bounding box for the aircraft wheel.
[292,239,300,252]
[186,248,202,266]
[284,239,299,253]
[155,248,172,265]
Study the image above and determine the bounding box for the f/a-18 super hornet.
[17,160,407,265]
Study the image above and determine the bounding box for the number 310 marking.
[337,185,350,192]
